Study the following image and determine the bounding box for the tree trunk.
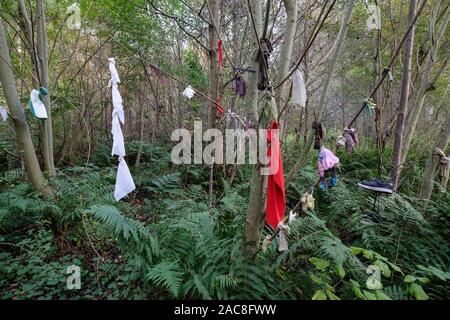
[401,4,450,164]
[243,0,264,257]
[0,17,51,197]
[390,0,416,191]
[419,115,450,202]
[207,0,221,128]
[36,0,56,176]
[135,88,145,167]
[285,0,356,187]
[275,0,298,102]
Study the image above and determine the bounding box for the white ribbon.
[114,156,136,201]
[111,114,125,157]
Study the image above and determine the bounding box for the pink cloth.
[318,147,339,177]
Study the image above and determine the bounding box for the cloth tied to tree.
[217,39,223,67]
[257,38,273,91]
[312,122,325,149]
[108,57,135,201]
[235,75,246,97]
[182,85,195,99]
[292,69,307,109]
[266,121,286,229]
[29,87,48,120]
[342,128,359,153]
[434,147,450,188]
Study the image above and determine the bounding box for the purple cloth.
[235,76,246,97]
[343,128,358,153]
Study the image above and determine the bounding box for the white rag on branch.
[108,57,135,201]
[292,69,307,109]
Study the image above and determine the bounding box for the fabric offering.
[367,4,381,31]
[313,122,325,149]
[257,38,273,91]
[292,69,307,108]
[29,89,48,119]
[108,57,135,201]
[114,156,136,201]
[278,228,289,252]
[318,147,340,177]
[266,121,286,229]
[0,106,8,122]
[183,86,195,99]
[216,96,225,116]
[343,128,359,153]
[235,75,246,97]
[434,148,450,188]
[111,115,126,157]
[218,39,223,67]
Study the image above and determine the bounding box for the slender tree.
[390,0,416,191]
[285,0,356,187]
[0,16,51,197]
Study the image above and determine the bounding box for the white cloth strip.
[0,106,7,122]
[29,89,48,119]
[114,156,136,201]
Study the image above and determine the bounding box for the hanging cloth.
[183,86,195,99]
[266,121,286,229]
[147,64,165,84]
[367,4,381,31]
[29,88,48,120]
[215,96,225,117]
[312,122,325,150]
[108,57,120,84]
[257,38,273,91]
[111,114,126,157]
[0,106,8,122]
[264,93,278,122]
[434,148,450,188]
[364,98,376,116]
[235,75,246,97]
[108,57,135,201]
[114,156,136,201]
[292,69,307,109]
[217,39,224,67]
[343,128,359,153]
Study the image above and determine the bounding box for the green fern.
[146,260,184,297]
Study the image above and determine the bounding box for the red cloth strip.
[218,39,223,67]
[266,121,286,229]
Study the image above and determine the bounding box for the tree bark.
[36,0,56,176]
[285,0,356,187]
[0,17,51,197]
[419,114,450,202]
[275,0,298,102]
[401,4,450,164]
[243,0,264,257]
[390,0,416,191]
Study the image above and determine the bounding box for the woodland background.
[0,0,449,300]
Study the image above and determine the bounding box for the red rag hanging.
[266,121,286,229]
[217,39,224,67]
[216,96,225,116]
